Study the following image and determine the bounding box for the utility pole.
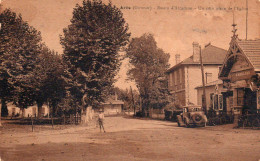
[130,86,136,116]
[0,2,2,126]
[199,45,207,115]
[246,0,248,40]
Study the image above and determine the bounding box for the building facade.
[7,102,50,117]
[99,95,124,116]
[196,80,228,113]
[219,33,260,115]
[166,42,227,107]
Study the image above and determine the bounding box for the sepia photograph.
[0,0,260,160]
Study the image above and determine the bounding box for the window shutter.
[218,94,223,110]
[214,94,218,110]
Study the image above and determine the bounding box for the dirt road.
[1,116,260,161]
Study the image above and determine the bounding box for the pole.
[0,15,1,120]
[0,99,2,127]
[199,45,207,114]
[130,86,136,116]
[31,115,34,132]
[246,0,248,40]
[49,101,54,129]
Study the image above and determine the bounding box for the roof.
[102,99,124,105]
[219,38,260,79]
[237,39,260,71]
[166,45,227,73]
[195,79,222,89]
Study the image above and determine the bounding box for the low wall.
[149,109,165,120]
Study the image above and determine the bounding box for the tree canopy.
[0,9,67,118]
[126,33,170,116]
[60,0,130,107]
[0,9,42,109]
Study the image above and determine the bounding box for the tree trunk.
[51,113,54,128]
[63,114,66,125]
[21,108,25,118]
[142,102,146,117]
[31,115,34,132]
[37,103,43,119]
[1,99,8,117]
[81,108,87,125]
[0,99,2,127]
[48,101,54,128]
[81,106,94,125]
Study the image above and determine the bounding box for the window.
[237,89,244,106]
[179,68,182,83]
[172,72,175,89]
[214,94,218,110]
[212,94,223,110]
[218,94,223,110]
[174,71,177,85]
[181,68,185,89]
[177,69,180,87]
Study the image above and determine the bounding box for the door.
[243,88,257,114]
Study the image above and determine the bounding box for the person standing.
[98,109,106,133]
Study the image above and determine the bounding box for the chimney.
[192,42,200,62]
[175,54,180,64]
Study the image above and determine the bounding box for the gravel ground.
[0,116,260,161]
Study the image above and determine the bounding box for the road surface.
[0,116,260,161]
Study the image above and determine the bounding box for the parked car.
[164,109,182,121]
[177,105,207,127]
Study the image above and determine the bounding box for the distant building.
[7,102,50,117]
[100,95,124,116]
[166,42,227,107]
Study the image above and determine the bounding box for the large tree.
[126,33,170,116]
[0,9,42,116]
[60,0,130,107]
[30,45,67,117]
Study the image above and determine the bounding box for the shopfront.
[219,37,260,116]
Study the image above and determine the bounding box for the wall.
[186,65,202,105]
[7,103,20,117]
[103,104,122,116]
[187,64,221,105]
[196,84,224,110]
[168,64,222,106]
[168,66,186,106]
[7,103,49,117]
[168,66,185,92]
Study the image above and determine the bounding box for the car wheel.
[192,114,203,124]
[184,119,190,128]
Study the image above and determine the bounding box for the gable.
[230,56,252,73]
[219,38,259,81]
[228,55,255,82]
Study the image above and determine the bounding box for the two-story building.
[195,32,260,120]
[166,42,227,107]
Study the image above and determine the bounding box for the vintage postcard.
[0,0,260,161]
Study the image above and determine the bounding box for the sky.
[1,0,260,89]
